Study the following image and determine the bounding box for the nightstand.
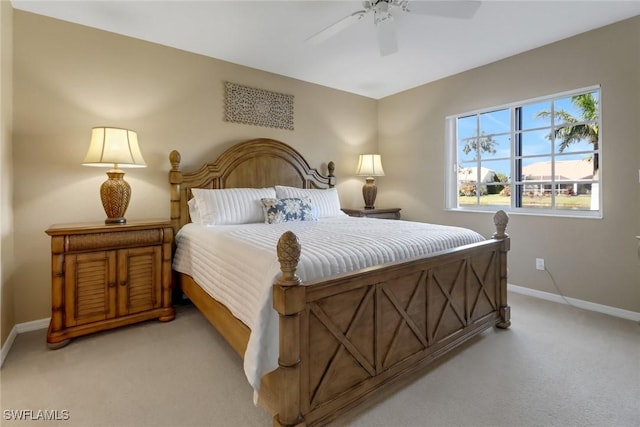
[342,207,402,220]
[45,219,175,348]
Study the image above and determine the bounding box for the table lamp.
[83,127,146,224]
[356,154,385,209]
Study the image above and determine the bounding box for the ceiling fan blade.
[403,1,481,19]
[376,16,398,56]
[306,10,369,44]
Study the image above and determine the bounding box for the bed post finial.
[277,231,301,285]
[273,231,304,426]
[492,210,509,240]
[169,150,181,171]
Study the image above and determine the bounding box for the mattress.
[172,216,485,393]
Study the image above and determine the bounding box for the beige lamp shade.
[355,154,384,209]
[83,127,146,167]
[83,127,146,224]
[356,154,385,177]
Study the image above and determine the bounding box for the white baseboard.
[0,325,17,368]
[16,317,50,333]
[508,284,640,322]
[1,317,50,368]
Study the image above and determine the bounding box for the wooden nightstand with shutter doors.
[45,220,175,349]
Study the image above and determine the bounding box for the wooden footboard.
[272,211,510,426]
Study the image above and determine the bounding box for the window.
[445,86,601,217]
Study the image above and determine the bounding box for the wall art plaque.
[224,82,294,130]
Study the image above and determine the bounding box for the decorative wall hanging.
[224,82,294,130]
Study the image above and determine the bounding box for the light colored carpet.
[1,292,638,427]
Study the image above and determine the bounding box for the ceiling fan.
[306,1,481,56]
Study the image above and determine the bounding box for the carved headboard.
[168,138,335,233]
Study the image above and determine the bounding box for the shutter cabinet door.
[65,251,117,326]
[117,246,162,315]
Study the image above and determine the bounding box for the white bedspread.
[172,217,485,393]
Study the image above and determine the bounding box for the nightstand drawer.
[64,228,165,252]
[342,208,401,220]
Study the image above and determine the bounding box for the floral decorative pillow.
[261,197,317,224]
[274,186,346,218]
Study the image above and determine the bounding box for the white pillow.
[191,187,276,225]
[187,198,201,224]
[275,186,346,218]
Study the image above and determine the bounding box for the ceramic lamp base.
[362,177,377,209]
[100,169,131,224]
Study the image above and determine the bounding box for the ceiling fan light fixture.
[374,1,392,24]
[307,0,481,55]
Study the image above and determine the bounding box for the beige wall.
[378,16,640,312]
[7,10,639,334]
[1,0,15,347]
[11,11,376,324]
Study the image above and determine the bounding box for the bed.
[168,138,511,426]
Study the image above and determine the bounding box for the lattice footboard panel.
[300,243,504,423]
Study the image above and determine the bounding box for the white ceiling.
[11,1,640,99]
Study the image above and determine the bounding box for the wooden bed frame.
[169,138,511,426]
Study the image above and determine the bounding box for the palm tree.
[536,93,599,173]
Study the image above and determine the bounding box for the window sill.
[445,207,603,220]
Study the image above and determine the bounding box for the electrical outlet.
[536,258,545,270]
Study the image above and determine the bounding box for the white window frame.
[445,85,602,218]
